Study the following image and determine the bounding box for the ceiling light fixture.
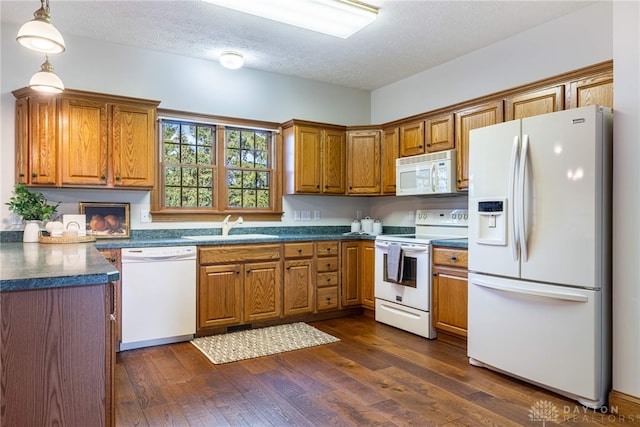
[16,0,66,54]
[202,0,379,39]
[220,51,245,69]
[29,56,64,93]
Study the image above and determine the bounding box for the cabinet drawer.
[316,241,339,257]
[199,244,281,264]
[284,242,314,258]
[316,256,339,272]
[317,272,339,288]
[316,286,339,311]
[433,247,468,268]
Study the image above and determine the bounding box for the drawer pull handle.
[246,269,252,273]
[286,266,291,270]
[297,248,302,253]
[326,278,331,282]
[450,256,457,261]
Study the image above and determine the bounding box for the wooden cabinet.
[505,85,564,121]
[99,248,122,351]
[566,70,613,109]
[425,113,455,153]
[360,240,376,310]
[399,120,425,157]
[381,126,399,194]
[283,242,314,316]
[198,244,282,330]
[316,241,340,311]
[455,101,504,191]
[341,241,362,306]
[12,87,159,189]
[346,129,381,194]
[1,283,115,426]
[432,246,468,338]
[283,121,346,194]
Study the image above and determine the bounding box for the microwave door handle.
[430,163,437,192]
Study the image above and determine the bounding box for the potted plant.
[6,184,60,242]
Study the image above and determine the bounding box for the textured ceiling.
[1,0,595,90]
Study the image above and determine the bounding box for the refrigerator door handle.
[518,134,529,262]
[509,135,520,261]
[472,279,589,303]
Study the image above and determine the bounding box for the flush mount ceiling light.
[16,0,66,54]
[220,51,245,69]
[29,56,64,93]
[202,0,379,39]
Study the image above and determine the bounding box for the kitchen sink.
[181,234,278,241]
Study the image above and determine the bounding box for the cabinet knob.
[326,263,332,267]
[18,173,24,178]
[326,247,331,252]
[426,143,431,147]
[297,248,302,253]
[325,185,328,189]
[326,278,331,282]
[236,270,240,274]
[246,269,252,273]
[326,297,331,302]
[349,186,353,190]
[101,175,106,180]
[110,258,116,263]
[316,184,320,189]
[115,176,121,181]
[418,144,423,149]
[451,256,457,261]
[31,173,37,178]
[286,266,291,270]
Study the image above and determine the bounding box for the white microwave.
[396,149,458,196]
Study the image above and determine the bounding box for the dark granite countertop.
[431,238,468,249]
[0,242,120,292]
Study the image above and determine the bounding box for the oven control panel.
[415,209,468,226]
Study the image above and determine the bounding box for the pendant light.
[29,56,64,93]
[16,0,66,54]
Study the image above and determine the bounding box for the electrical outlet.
[356,210,363,220]
[301,210,311,221]
[313,210,320,220]
[294,210,301,221]
[140,209,151,223]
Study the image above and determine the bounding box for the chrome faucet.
[221,215,243,236]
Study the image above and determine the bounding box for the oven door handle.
[375,242,429,253]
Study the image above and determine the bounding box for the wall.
[0,22,372,231]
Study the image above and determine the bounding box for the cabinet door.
[284,259,314,316]
[198,264,242,329]
[110,103,155,187]
[28,95,58,185]
[60,97,108,186]
[244,261,282,322]
[322,129,346,194]
[294,126,322,193]
[341,241,361,306]
[15,98,29,184]
[433,266,468,338]
[381,126,399,194]
[400,121,425,157]
[505,86,564,121]
[360,241,375,310]
[455,101,504,191]
[425,113,454,153]
[99,249,122,350]
[566,71,613,109]
[347,130,381,194]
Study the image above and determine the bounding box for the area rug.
[191,322,340,364]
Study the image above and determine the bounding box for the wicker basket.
[38,235,97,244]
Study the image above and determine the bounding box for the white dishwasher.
[120,246,197,351]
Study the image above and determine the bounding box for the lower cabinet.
[199,263,243,328]
[316,241,340,311]
[1,283,115,426]
[244,261,282,322]
[361,240,376,310]
[432,246,468,338]
[284,242,315,316]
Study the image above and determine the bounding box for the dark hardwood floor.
[116,315,627,426]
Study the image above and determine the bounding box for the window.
[151,111,282,221]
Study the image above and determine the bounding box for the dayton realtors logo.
[529,400,560,426]
[529,399,638,424]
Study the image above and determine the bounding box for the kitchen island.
[0,242,119,427]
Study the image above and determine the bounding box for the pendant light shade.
[29,56,64,93]
[16,0,65,54]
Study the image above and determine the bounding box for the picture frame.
[79,202,130,239]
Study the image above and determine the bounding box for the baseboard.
[609,390,640,418]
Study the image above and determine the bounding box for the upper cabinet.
[381,126,399,194]
[399,120,425,157]
[425,113,455,153]
[455,101,504,191]
[346,129,381,195]
[13,88,159,189]
[283,120,346,195]
[566,70,613,109]
[505,85,564,121]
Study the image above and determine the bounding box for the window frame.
[150,108,283,222]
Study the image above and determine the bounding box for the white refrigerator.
[467,105,612,409]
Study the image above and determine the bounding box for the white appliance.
[467,105,612,408]
[121,246,197,351]
[396,149,458,196]
[375,209,468,338]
